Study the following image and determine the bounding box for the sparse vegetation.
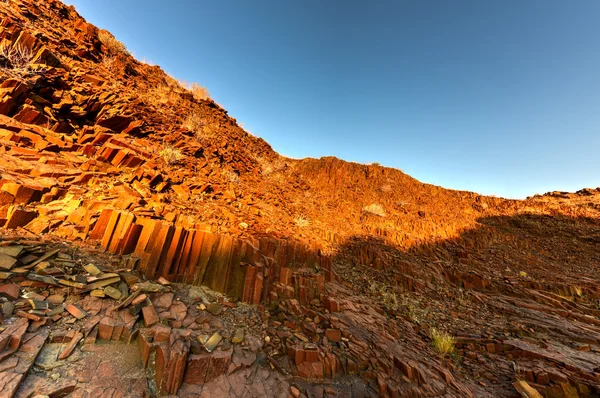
[182,112,215,142]
[183,112,204,132]
[363,203,386,217]
[98,30,129,56]
[368,281,400,312]
[179,81,210,101]
[159,145,183,165]
[222,170,240,184]
[381,184,392,193]
[430,328,455,356]
[0,43,37,80]
[146,84,180,106]
[382,290,399,312]
[101,55,119,74]
[256,156,286,177]
[405,301,420,323]
[295,215,309,227]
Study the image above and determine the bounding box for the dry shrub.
[101,55,119,74]
[98,30,129,56]
[179,80,210,101]
[381,184,392,193]
[159,145,183,165]
[430,328,455,356]
[363,203,386,217]
[0,42,37,80]
[189,83,210,101]
[182,112,213,142]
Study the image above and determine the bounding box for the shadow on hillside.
[323,212,600,397]
[329,212,600,296]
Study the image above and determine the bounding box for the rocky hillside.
[0,1,599,397]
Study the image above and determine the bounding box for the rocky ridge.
[0,0,599,397]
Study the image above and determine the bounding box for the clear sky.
[66,0,600,199]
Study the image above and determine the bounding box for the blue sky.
[66,0,600,199]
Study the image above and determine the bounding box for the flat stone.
[83,263,102,276]
[207,303,222,316]
[0,283,20,301]
[104,286,122,300]
[46,294,64,305]
[2,301,15,316]
[65,303,87,319]
[0,253,17,271]
[0,245,24,258]
[204,332,222,353]
[142,305,159,327]
[231,328,244,344]
[90,289,106,297]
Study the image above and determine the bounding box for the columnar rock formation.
[0,0,599,397]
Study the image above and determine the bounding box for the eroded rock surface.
[0,0,599,397]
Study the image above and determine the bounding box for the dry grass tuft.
[295,215,309,227]
[159,145,183,165]
[0,43,37,80]
[363,203,386,217]
[430,328,455,356]
[98,30,129,56]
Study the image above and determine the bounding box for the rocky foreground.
[0,0,600,397]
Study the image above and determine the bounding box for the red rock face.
[0,0,600,397]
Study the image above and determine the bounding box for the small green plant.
[159,145,183,165]
[519,271,528,278]
[363,203,386,217]
[295,215,309,227]
[98,30,129,56]
[430,328,455,356]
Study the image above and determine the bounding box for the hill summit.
[0,1,599,397]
